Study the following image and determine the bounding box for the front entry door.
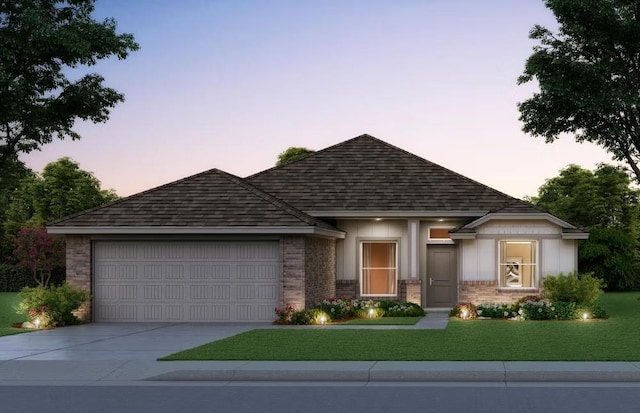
[426,245,457,308]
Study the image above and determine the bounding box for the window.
[499,241,537,288]
[428,226,455,243]
[361,241,397,296]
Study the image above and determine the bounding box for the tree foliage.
[579,227,639,290]
[531,164,640,233]
[518,0,640,181]
[0,0,139,168]
[12,227,65,287]
[530,164,640,290]
[4,157,118,231]
[276,147,315,166]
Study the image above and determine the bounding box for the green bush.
[543,272,604,305]
[551,301,578,320]
[383,302,425,317]
[519,300,556,320]
[317,297,371,320]
[16,283,89,327]
[289,309,314,325]
[476,303,518,319]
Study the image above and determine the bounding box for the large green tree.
[0,0,139,168]
[4,157,118,233]
[276,147,315,166]
[518,0,640,181]
[530,164,640,290]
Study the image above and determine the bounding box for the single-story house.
[48,134,587,322]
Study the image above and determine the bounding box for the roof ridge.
[213,170,330,228]
[369,137,525,204]
[246,134,375,180]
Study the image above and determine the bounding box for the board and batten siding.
[459,220,578,282]
[335,219,408,281]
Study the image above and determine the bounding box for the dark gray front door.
[426,245,457,307]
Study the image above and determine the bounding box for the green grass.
[0,292,29,337]
[161,292,640,361]
[339,316,421,325]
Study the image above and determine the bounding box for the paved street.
[2,383,640,413]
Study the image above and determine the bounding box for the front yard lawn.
[161,292,640,361]
[0,292,29,337]
[339,317,421,325]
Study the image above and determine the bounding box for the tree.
[530,164,640,290]
[276,147,315,166]
[0,0,139,168]
[12,227,65,287]
[518,0,640,181]
[0,155,31,256]
[4,157,118,230]
[579,227,639,290]
[531,164,640,234]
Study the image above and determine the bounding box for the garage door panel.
[94,241,280,322]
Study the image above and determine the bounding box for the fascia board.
[47,226,346,239]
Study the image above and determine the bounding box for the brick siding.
[65,235,92,321]
[304,237,336,307]
[458,280,541,304]
[335,279,422,305]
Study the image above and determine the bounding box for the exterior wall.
[65,235,92,321]
[335,279,422,304]
[304,237,336,307]
[457,219,580,304]
[281,235,306,310]
[335,219,408,281]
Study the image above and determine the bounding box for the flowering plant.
[27,306,52,328]
[274,305,294,324]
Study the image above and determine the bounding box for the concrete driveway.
[0,323,269,361]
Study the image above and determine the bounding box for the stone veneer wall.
[304,237,336,307]
[281,235,306,309]
[458,281,539,304]
[65,235,92,321]
[335,279,422,305]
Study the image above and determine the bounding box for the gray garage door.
[93,241,280,322]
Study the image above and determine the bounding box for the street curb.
[145,361,640,382]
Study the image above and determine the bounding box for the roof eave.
[304,210,489,218]
[460,212,579,230]
[47,226,346,239]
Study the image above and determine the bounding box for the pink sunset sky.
[23,0,614,199]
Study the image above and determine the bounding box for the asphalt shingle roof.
[49,169,337,229]
[248,134,528,212]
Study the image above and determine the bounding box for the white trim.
[461,213,581,230]
[449,232,476,240]
[561,232,589,240]
[360,240,399,297]
[46,226,346,239]
[498,240,539,289]
[408,220,419,279]
[304,210,488,218]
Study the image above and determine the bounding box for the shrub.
[383,302,425,317]
[317,297,370,320]
[519,299,556,320]
[274,305,294,324]
[551,301,578,320]
[476,303,518,319]
[16,283,89,327]
[289,309,314,325]
[543,272,604,305]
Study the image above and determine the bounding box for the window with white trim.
[360,241,397,296]
[427,226,455,243]
[499,240,538,288]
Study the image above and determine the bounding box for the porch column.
[408,219,420,279]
